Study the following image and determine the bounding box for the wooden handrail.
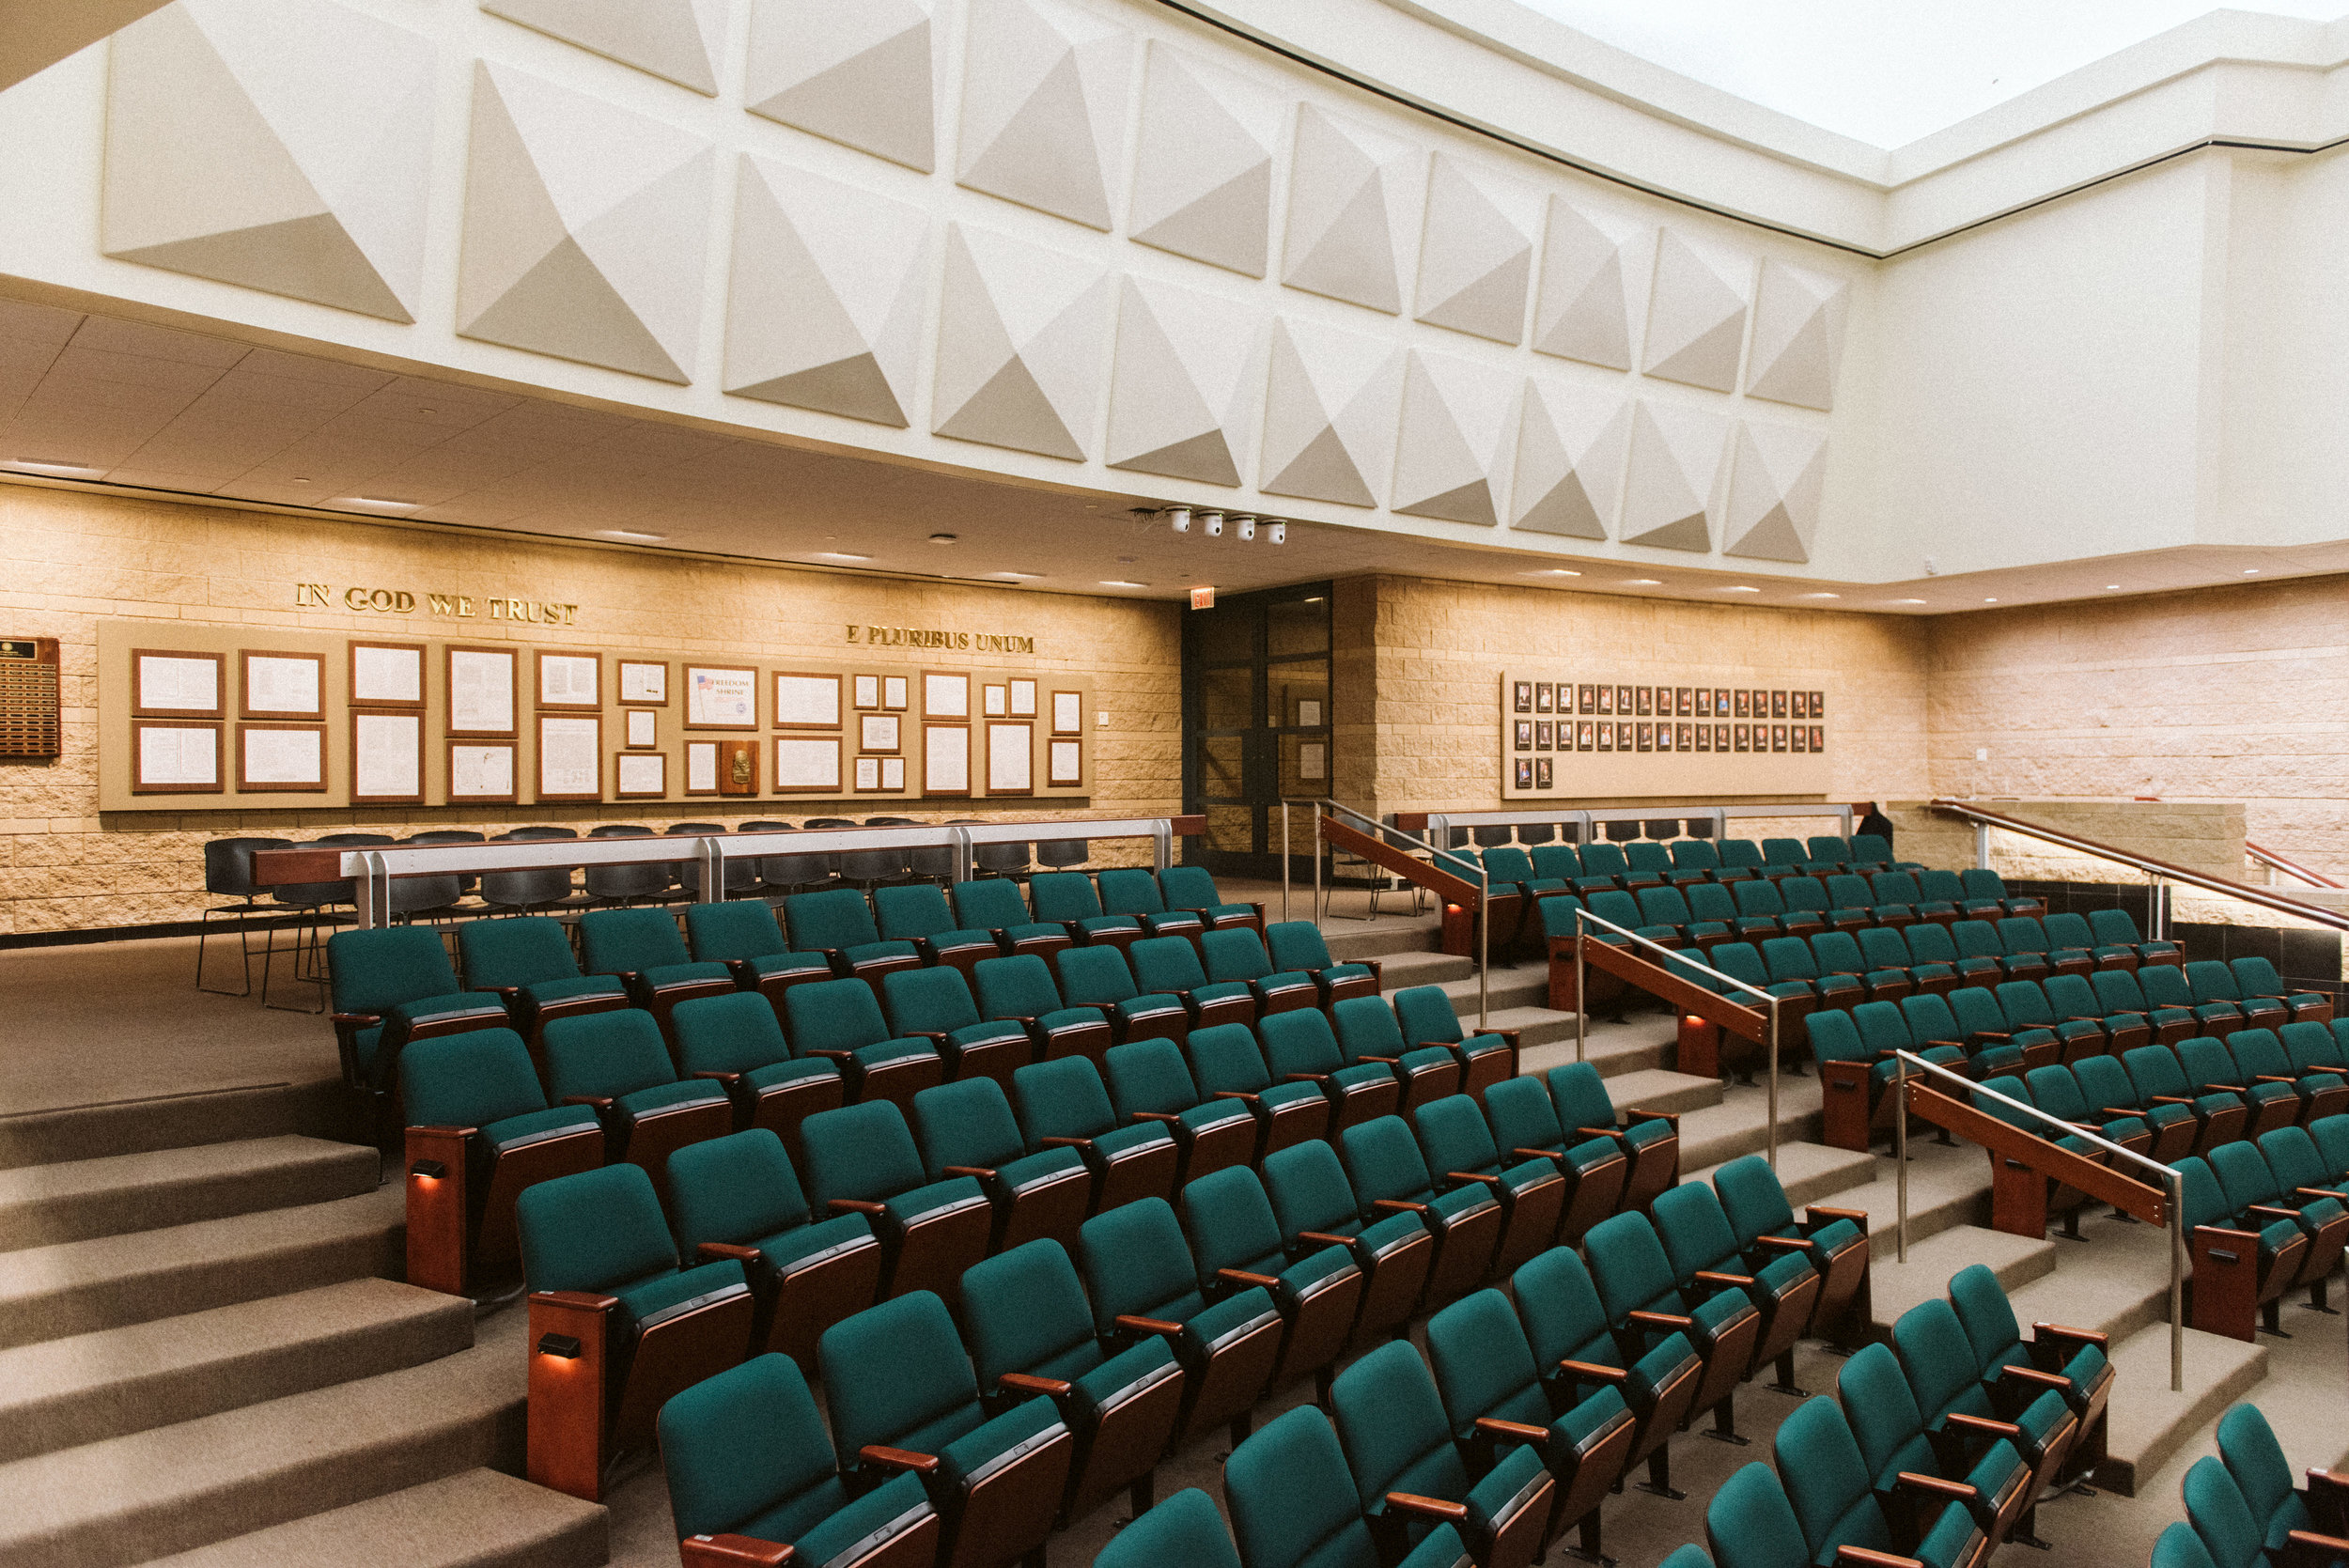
[1905,1082,2168,1226]
[1319,815,1482,906]
[1575,935,1771,1044]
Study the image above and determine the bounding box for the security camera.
[1165,506,1191,534]
[1268,520,1286,545]
[1200,511,1224,538]
[1235,515,1257,542]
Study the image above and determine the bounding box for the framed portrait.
[1513,681,1532,713]
[241,650,324,722]
[1299,740,1327,782]
[1047,740,1081,788]
[852,755,884,792]
[133,649,223,718]
[1715,723,1729,752]
[1534,683,1553,713]
[1577,721,1594,752]
[1677,687,1693,716]
[537,715,600,801]
[774,737,842,794]
[986,722,1032,795]
[924,723,970,795]
[1616,722,1632,751]
[1597,685,1615,715]
[1734,690,1750,719]
[447,740,517,804]
[1008,678,1036,717]
[1770,690,1787,719]
[1735,724,1750,753]
[1514,721,1532,752]
[619,660,668,705]
[1676,722,1692,751]
[984,683,1007,718]
[1811,724,1825,751]
[852,674,880,710]
[1633,686,1652,717]
[1695,723,1712,753]
[1514,758,1533,789]
[719,737,760,795]
[1533,721,1552,751]
[1578,684,1594,714]
[1636,722,1653,753]
[684,739,720,796]
[1792,725,1809,753]
[1535,757,1553,790]
[350,710,424,805]
[537,650,599,711]
[132,721,220,793]
[237,722,325,792]
[1298,698,1323,727]
[1771,724,1788,753]
[1050,691,1081,735]
[686,664,758,729]
[924,671,971,721]
[1695,688,1713,719]
[1655,722,1672,753]
[625,709,657,749]
[1595,722,1612,753]
[615,751,667,800]
[1811,691,1826,717]
[861,713,901,753]
[446,646,517,737]
[774,672,844,730]
[882,675,910,711]
[350,642,425,708]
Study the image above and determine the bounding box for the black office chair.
[196,835,291,997]
[973,837,1032,879]
[261,832,391,1013]
[1471,825,1516,846]
[482,831,577,915]
[844,819,917,891]
[585,825,668,908]
[406,829,486,902]
[1036,838,1090,872]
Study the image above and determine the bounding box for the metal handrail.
[1280,797,1488,1031]
[1888,1046,2184,1392]
[2246,839,2343,892]
[1570,906,1782,1170]
[1929,798,2349,937]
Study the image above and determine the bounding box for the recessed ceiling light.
[595,529,668,543]
[1302,596,1325,603]
[342,495,421,511]
[1798,592,1841,599]
[1724,585,1761,593]
[1521,568,1581,577]
[1624,579,1662,586]
[1099,580,1149,589]
[927,533,958,545]
[5,458,102,476]
[817,551,874,562]
[991,571,1044,581]
[1890,598,1928,605]
[1983,597,1998,603]
[2243,568,2261,575]
[2105,584,2122,590]
[291,476,313,484]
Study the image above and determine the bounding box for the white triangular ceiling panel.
[1414,154,1535,346]
[1260,317,1401,508]
[1724,420,1828,562]
[1746,257,1849,411]
[1642,227,1751,394]
[1511,379,1629,539]
[934,222,1108,460]
[957,0,1130,231]
[1392,349,1515,526]
[1107,275,1261,487]
[482,0,724,95]
[1532,197,1647,372]
[1281,104,1418,316]
[747,0,935,172]
[1128,40,1280,278]
[1621,400,1728,551]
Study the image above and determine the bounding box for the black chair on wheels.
[584,825,667,908]
[974,837,1033,880]
[844,820,915,892]
[196,835,291,997]
[261,832,392,1013]
[482,831,578,916]
[1036,838,1090,874]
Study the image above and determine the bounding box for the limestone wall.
[0,484,1179,935]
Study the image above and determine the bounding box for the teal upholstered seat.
[1265,921,1378,1006]
[576,908,736,1032]
[1094,1487,1242,1568]
[1053,945,1188,1047]
[680,900,831,1004]
[1260,1139,1431,1347]
[783,976,943,1110]
[1104,1038,1259,1186]
[1183,1022,1331,1157]
[456,915,627,1038]
[1338,1116,1499,1310]
[1260,1007,1402,1131]
[881,964,1033,1088]
[950,877,1069,961]
[908,1076,1090,1252]
[795,1101,990,1303]
[1011,1056,1177,1214]
[327,925,507,1090]
[1180,1165,1361,1396]
[668,990,841,1153]
[971,953,1110,1065]
[541,1009,730,1188]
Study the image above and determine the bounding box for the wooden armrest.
[1626,1308,1692,1330]
[1447,1171,1504,1188]
[1897,1471,1978,1501]
[1114,1314,1185,1342]
[1356,1054,1402,1067]
[2032,1322,2108,1348]
[1283,1072,1331,1087]
[1999,1365,2071,1391]
[1927,1040,1968,1053]
[2296,1186,2349,1203]
[1514,1147,1568,1164]
[1625,1108,1680,1127]
[1038,1135,1095,1151]
[1002,1014,1039,1026]
[681,1534,793,1567]
[806,1048,855,1064]
[1373,1198,1430,1215]
[1474,1416,1553,1442]
[2100,1106,2139,1121]
[1129,1111,1183,1125]
[1384,1493,1470,1525]
[1753,1234,1814,1251]
[1556,1358,1626,1384]
[1217,1267,1279,1289]
[2283,1531,2349,1566]
[2153,1094,2196,1107]
[2256,1074,2299,1086]
[691,1070,744,1086]
[1835,1548,1924,1568]
[559,1094,615,1110]
[1972,1030,2013,1042]
[1807,1205,1869,1225]
[1693,1268,1754,1288]
[827,1198,887,1216]
[1299,1231,1358,1249]
[941,1165,998,1181]
[695,1242,762,1266]
[2306,1470,2349,1534]
[1575,1126,1627,1141]
[2212,1081,2250,1094]
[859,1445,941,1475]
[1212,1091,1265,1104]
[2247,1203,2303,1221]
[999,1372,1073,1398]
[1944,1412,2021,1438]
[331,1011,383,1028]
[529,1289,620,1312]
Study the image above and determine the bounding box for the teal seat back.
[1095,1487,1241,1568]
[1131,935,1209,993]
[1054,945,1139,1007]
[2227,1029,2292,1080]
[1185,1023,1273,1094]
[2089,908,2145,945]
[1709,942,1769,988]
[1180,1166,1283,1277]
[1013,1056,1114,1143]
[1202,928,1274,984]
[1412,1094,1500,1175]
[668,1130,814,1252]
[1704,1463,1809,1568]
[2230,957,2289,999]
[2215,1404,2296,1537]
[1959,869,2010,902]
[1638,886,1693,925]
[1663,1550,1719,1568]
[1891,1299,1984,1421]
[1263,1141,1360,1238]
[2281,1021,2345,1074]
[1330,1341,1466,1511]
[1583,1210,1677,1320]
[1973,1077,2034,1135]
[578,908,691,974]
[883,965,981,1035]
[1265,921,1337,971]
[1652,1182,1739,1281]
[1686,883,1738,923]
[2180,1037,2242,1096]
[542,1009,678,1100]
[1872,871,1921,903]
[672,991,791,1077]
[457,916,578,989]
[2072,1055,2137,1117]
[2316,1114,2349,1176]
[1718,839,1764,870]
[2141,967,2198,1009]
[1803,1008,1867,1068]
[1905,924,1959,965]
[797,1101,926,1208]
[2184,1454,2264,1568]
[2187,961,2243,1003]
[1512,1246,1615,1369]
[1914,869,1965,902]
[2042,911,2096,949]
[1849,833,1893,864]
[1224,1406,1374,1568]
[1672,841,1722,872]
[1586,890,1641,929]
[2025,1065,2091,1124]
[400,1029,547,1128]
[1626,843,1673,877]
[1774,1397,1884,1564]
[1812,930,1865,975]
[960,1239,1097,1388]
[2092,969,2148,1011]
[2155,1522,2220,1568]
[1951,921,2002,961]
[2126,1045,2193,1103]
[1105,1039,1201,1118]
[1537,895,1586,940]
[1900,992,1962,1046]
[2043,973,2101,1017]
[1838,1343,1928,1481]
[1779,877,1830,916]
[1030,873,1107,923]
[1424,1288,1546,1436]
[518,1163,678,1294]
[1811,835,1852,863]
[1392,986,1463,1046]
[910,1078,1026,1173]
[1857,926,1910,970]
[1078,1197,1198,1327]
[1331,996,1408,1062]
[1758,936,1817,983]
[1998,917,2048,955]
[1338,1115,1436,1206]
[1547,1063,1617,1135]
[819,1291,979,1457]
[1532,846,1582,879]
[1946,987,2004,1036]
[1712,1156,1794,1249]
[328,926,460,1015]
[785,977,891,1054]
[2209,1141,2281,1214]
[659,1353,840,1541]
[973,954,1062,1019]
[952,878,1031,930]
[683,900,786,963]
[1996,981,2055,1029]
[1485,846,1536,883]
[1097,868,1168,917]
[1159,865,1225,913]
[872,883,954,941]
[785,889,882,953]
[1848,1000,1909,1055]
[1947,1264,2022,1369]
[2174,1157,2228,1230]
[1826,874,1874,910]
[2260,1127,2333,1197]
[1259,1007,1346,1077]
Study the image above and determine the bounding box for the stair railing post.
[1477,857,1489,1032]
[1280,801,1291,924]
[1574,909,1587,1065]
[1766,995,1780,1172]
[2170,1167,2185,1394]
[1895,1051,1909,1265]
[1973,821,1991,870]
[1314,802,1324,927]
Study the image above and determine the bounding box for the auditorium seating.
[1199,928,1318,1018]
[1705,1452,1993,1568]
[1410,1095,1564,1276]
[1714,1154,1873,1349]
[1184,1022,1332,1157]
[2184,1449,2349,1568]
[1265,920,1381,1006]
[1012,1057,1180,1215]
[455,915,628,1046]
[1222,1405,1476,1568]
[1947,1263,2114,1479]
[1479,1074,1626,1245]
[1130,934,1256,1031]
[2207,1140,2348,1309]
[1259,1138,1435,1345]
[1092,1488,1237,1568]
[1338,1115,1502,1310]
[1391,985,1517,1101]
[1159,864,1266,935]
[681,899,832,1013]
[1030,872,1144,955]
[1054,945,1188,1048]
[884,966,1034,1091]
[669,990,843,1157]
[1260,1007,1403,1131]
[1653,1180,1818,1395]
[786,887,923,995]
[910,1078,1093,1254]
[576,908,737,1038]
[2216,1404,2349,1558]
[1501,1246,1694,1509]
[1583,1209,1761,1445]
[951,877,1073,962]
[1103,1038,1260,1185]
[797,1101,992,1303]
[786,976,945,1112]
[1179,1166,1362,1403]
[973,953,1112,1067]
[539,1010,731,1197]
[327,925,508,1100]
[1332,996,1462,1114]
[2088,908,2182,969]
[875,883,1002,981]
[1549,1062,1680,1212]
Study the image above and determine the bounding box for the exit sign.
[1190,587,1215,610]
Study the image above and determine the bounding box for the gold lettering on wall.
[845,625,1035,654]
[296,584,575,623]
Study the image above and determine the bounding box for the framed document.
[448,741,517,803]
[625,709,657,749]
[616,751,667,799]
[446,646,517,737]
[984,684,1007,717]
[854,755,881,791]
[537,715,601,801]
[923,723,970,795]
[132,721,220,793]
[350,642,424,707]
[133,650,222,718]
[241,651,324,721]
[774,672,844,730]
[1299,740,1327,781]
[853,674,880,710]
[924,671,970,720]
[685,739,720,796]
[687,664,758,729]
[351,710,424,804]
[238,722,326,792]
[1298,698,1323,727]
[537,650,599,710]
[986,722,1031,795]
[882,675,909,711]
[1050,691,1081,735]
[860,713,900,753]
[1047,738,1081,788]
[618,660,668,705]
[880,756,906,791]
[1008,678,1036,717]
[775,736,842,794]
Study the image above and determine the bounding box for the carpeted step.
[0,1278,469,1464]
[1865,1225,2058,1330]
[1592,1067,1722,1118]
[0,1082,356,1173]
[0,1313,527,1568]
[0,1137,377,1253]
[1785,1136,1994,1254]
[1519,1022,1673,1080]
[1319,922,1443,964]
[1672,1074,1825,1172]
[0,1184,402,1350]
[1369,950,1475,990]
[2093,1323,2268,1496]
[136,1467,607,1568]
[1427,966,1548,1016]
[1685,1140,1879,1210]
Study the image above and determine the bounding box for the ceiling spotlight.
[992,570,1044,581]
[1522,568,1580,578]
[1199,511,1224,538]
[928,532,958,545]
[2106,584,2122,590]
[1099,579,1149,588]
[1164,506,1191,534]
[344,496,422,511]
[1235,515,1257,542]
[1268,520,1285,545]
[4,458,101,476]
[1891,598,1928,604]
[1983,597,1998,603]
[2243,568,2261,575]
